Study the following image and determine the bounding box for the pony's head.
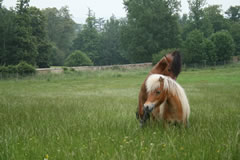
[144,74,168,111]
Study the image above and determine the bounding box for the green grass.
[0,66,240,160]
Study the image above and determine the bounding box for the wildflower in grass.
[44,154,48,160]
[150,143,154,146]
[217,150,220,153]
[71,151,75,156]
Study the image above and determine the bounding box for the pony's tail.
[171,51,182,78]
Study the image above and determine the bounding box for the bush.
[152,48,177,65]
[7,65,18,73]
[0,66,8,74]
[210,31,235,62]
[16,61,36,75]
[183,30,205,64]
[0,62,35,76]
[202,39,217,65]
[65,50,93,67]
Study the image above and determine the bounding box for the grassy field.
[0,65,240,160]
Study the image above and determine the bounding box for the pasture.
[0,65,240,160]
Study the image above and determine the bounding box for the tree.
[183,29,205,64]
[65,50,93,66]
[225,6,240,22]
[0,1,51,67]
[99,16,128,65]
[0,7,17,65]
[188,0,206,29]
[13,0,38,65]
[210,31,235,62]
[49,44,65,66]
[203,5,229,33]
[198,16,213,37]
[121,0,181,63]
[179,14,195,41]
[229,22,240,55]
[186,0,220,37]
[72,9,100,65]
[42,6,75,65]
[202,39,216,65]
[0,0,3,8]
[28,7,51,68]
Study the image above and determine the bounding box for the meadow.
[0,65,240,160]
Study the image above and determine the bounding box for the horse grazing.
[137,51,182,121]
[142,74,190,127]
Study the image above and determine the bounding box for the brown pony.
[144,74,190,127]
[136,51,182,124]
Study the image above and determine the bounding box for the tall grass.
[0,66,239,160]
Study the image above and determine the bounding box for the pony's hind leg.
[182,119,190,128]
[185,119,190,128]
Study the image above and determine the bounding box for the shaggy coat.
[145,74,190,126]
[137,51,182,120]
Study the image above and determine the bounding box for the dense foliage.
[65,50,93,66]
[42,6,75,66]
[121,0,181,63]
[0,0,240,67]
[0,61,36,75]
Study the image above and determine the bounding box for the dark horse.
[136,51,182,126]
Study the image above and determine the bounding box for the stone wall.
[36,63,152,74]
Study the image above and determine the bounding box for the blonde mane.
[146,74,190,120]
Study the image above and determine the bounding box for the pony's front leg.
[183,119,190,128]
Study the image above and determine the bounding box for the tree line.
[0,0,240,68]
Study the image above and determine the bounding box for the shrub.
[0,66,8,74]
[17,61,36,75]
[210,31,235,62]
[65,50,93,67]
[183,30,205,64]
[152,48,177,65]
[7,65,18,74]
[202,39,217,65]
[62,67,68,72]
[0,62,35,77]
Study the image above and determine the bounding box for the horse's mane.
[146,74,179,95]
[146,74,190,119]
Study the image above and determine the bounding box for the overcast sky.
[3,0,240,23]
